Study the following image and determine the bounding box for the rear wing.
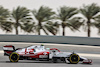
[3,45,15,56]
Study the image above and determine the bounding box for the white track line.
[0,50,4,53]
[0,42,100,48]
[43,43,100,49]
[78,53,100,58]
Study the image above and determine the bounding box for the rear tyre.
[69,54,80,64]
[9,52,19,62]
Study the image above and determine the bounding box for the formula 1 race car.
[3,44,92,64]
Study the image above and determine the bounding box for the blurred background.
[0,0,100,37]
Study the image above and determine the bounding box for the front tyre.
[9,52,19,62]
[69,54,80,64]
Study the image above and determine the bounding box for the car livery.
[3,44,92,64]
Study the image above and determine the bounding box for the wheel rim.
[71,55,78,62]
[69,54,80,64]
[11,54,18,61]
[9,52,19,62]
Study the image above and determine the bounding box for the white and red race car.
[3,44,92,64]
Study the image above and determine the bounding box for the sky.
[0,0,100,37]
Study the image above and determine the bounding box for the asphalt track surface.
[0,42,100,67]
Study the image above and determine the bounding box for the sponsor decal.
[3,47,13,50]
[43,52,47,55]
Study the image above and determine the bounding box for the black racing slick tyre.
[9,52,19,62]
[69,54,80,64]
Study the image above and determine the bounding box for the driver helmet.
[41,44,44,46]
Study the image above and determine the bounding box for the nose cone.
[83,59,92,64]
